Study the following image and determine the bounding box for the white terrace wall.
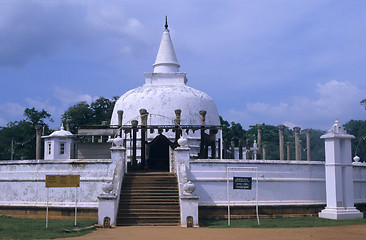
[0,159,115,208]
[353,162,366,204]
[187,159,366,207]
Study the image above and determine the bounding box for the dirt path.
[62,224,366,240]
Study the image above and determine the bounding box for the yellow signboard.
[45,175,80,188]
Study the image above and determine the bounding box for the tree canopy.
[61,96,118,133]
[0,108,52,160]
[344,120,366,162]
[220,117,326,161]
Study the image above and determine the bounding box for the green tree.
[344,120,366,162]
[62,101,93,132]
[361,98,366,110]
[24,107,52,125]
[219,117,326,161]
[0,108,52,160]
[61,96,118,133]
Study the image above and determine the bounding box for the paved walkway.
[63,224,366,240]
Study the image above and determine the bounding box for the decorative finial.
[165,16,168,29]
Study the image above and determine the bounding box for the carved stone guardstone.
[318,120,363,220]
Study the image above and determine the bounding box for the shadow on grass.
[0,215,97,239]
[200,217,366,228]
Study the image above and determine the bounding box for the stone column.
[35,125,42,160]
[131,120,138,168]
[306,129,311,161]
[319,120,363,220]
[238,139,243,159]
[117,110,124,127]
[262,144,266,160]
[199,110,207,158]
[230,138,235,159]
[293,127,301,161]
[278,125,285,160]
[66,119,71,132]
[174,109,182,141]
[257,124,262,154]
[209,128,218,159]
[245,139,250,159]
[140,109,148,169]
[286,141,291,160]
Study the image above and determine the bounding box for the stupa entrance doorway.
[146,134,175,172]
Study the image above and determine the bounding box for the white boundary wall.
[187,159,366,207]
[0,158,365,210]
[0,159,115,208]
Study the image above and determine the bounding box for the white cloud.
[52,86,97,107]
[0,102,25,118]
[0,102,25,126]
[0,0,147,67]
[224,80,366,130]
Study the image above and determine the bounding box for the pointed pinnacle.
[165,16,168,30]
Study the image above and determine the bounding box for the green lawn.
[200,217,366,228]
[0,215,96,239]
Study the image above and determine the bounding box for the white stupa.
[111,20,220,127]
[110,19,220,168]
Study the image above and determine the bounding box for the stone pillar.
[245,139,250,159]
[140,109,148,169]
[262,144,266,160]
[278,124,285,160]
[238,139,243,159]
[293,127,301,161]
[131,120,138,168]
[223,139,228,159]
[35,125,42,160]
[230,138,235,159]
[306,129,311,161]
[286,141,291,160]
[199,110,207,158]
[257,124,262,154]
[209,128,218,159]
[318,120,363,220]
[117,110,124,127]
[174,109,182,141]
[66,119,71,132]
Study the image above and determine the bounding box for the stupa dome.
[111,83,220,126]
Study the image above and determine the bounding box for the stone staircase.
[117,172,180,226]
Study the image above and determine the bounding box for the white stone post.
[174,140,199,227]
[318,120,363,220]
[98,145,126,227]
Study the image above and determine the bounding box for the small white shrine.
[42,125,74,160]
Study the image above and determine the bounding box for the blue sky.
[0,0,365,130]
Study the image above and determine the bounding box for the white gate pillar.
[319,120,363,220]
[98,143,126,227]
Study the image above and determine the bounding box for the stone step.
[118,209,180,214]
[117,172,180,226]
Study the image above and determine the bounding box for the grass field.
[0,215,96,239]
[200,217,366,228]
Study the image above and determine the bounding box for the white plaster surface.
[188,159,328,206]
[0,159,116,208]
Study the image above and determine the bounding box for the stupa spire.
[165,16,168,30]
[153,17,180,73]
